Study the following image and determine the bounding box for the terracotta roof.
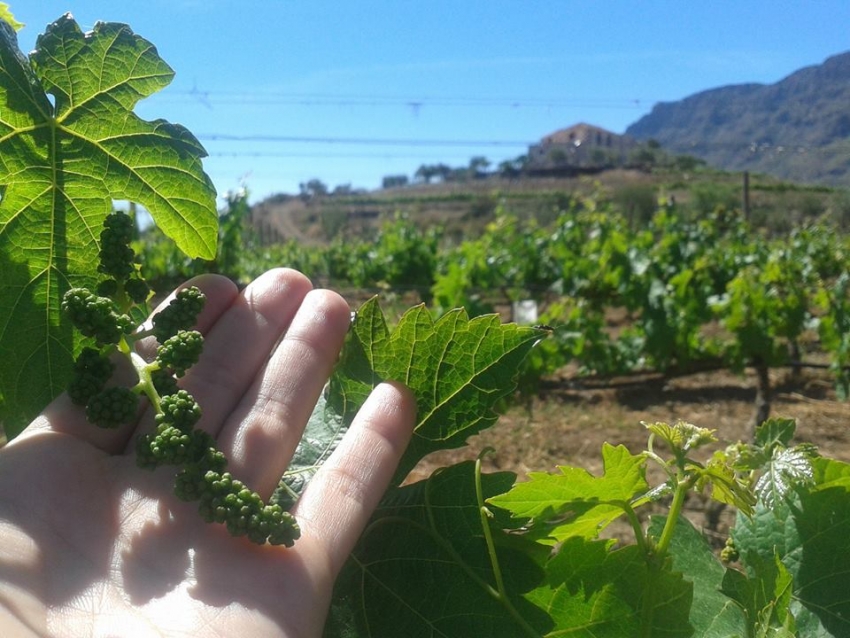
[541,123,620,145]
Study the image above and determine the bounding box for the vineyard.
[139,187,850,425]
[3,8,850,637]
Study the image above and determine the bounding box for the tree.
[299,178,328,201]
[468,156,490,179]
[382,174,409,189]
[497,155,527,178]
[414,164,437,184]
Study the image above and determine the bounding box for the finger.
[292,382,416,579]
[15,274,239,454]
[215,288,353,498]
[174,268,314,440]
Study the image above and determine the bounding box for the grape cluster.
[97,210,150,303]
[193,472,300,546]
[153,287,207,342]
[156,330,204,377]
[67,347,114,406]
[62,210,301,546]
[720,536,740,563]
[86,386,139,428]
[61,288,134,345]
[98,211,136,279]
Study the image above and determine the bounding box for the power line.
[197,133,531,147]
[198,135,850,159]
[163,89,652,110]
[207,151,487,159]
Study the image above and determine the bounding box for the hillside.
[626,51,850,186]
[250,168,844,246]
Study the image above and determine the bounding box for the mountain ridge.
[626,51,850,186]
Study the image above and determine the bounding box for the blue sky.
[14,1,850,203]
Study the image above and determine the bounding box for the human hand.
[0,268,416,637]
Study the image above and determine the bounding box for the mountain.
[626,51,850,186]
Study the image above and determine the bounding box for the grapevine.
[62,211,300,547]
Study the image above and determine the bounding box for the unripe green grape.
[98,212,137,280]
[156,390,202,431]
[125,277,150,304]
[156,330,203,377]
[720,537,739,563]
[62,288,133,345]
[86,386,139,428]
[152,287,206,343]
[135,433,159,470]
[174,465,207,502]
[67,347,114,405]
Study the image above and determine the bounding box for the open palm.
[0,269,415,637]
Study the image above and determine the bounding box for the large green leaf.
[532,535,694,637]
[327,462,552,637]
[333,297,546,484]
[732,462,850,636]
[0,15,217,433]
[721,553,796,637]
[648,515,746,637]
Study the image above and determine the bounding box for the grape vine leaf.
[532,536,694,637]
[487,443,649,542]
[754,417,796,449]
[647,515,746,637]
[327,462,553,638]
[272,390,346,510]
[332,297,547,484]
[0,15,217,434]
[732,459,850,636]
[721,552,797,637]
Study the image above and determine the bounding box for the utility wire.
[162,89,652,110]
[197,133,531,147]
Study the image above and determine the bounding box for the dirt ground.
[410,364,850,549]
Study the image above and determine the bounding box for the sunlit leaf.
[0,15,217,433]
[488,443,648,542]
[332,298,546,484]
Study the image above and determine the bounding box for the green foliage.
[489,442,649,543]
[730,459,850,636]
[0,14,217,432]
[325,416,848,636]
[338,214,440,297]
[329,462,550,637]
[816,273,850,399]
[331,297,546,484]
